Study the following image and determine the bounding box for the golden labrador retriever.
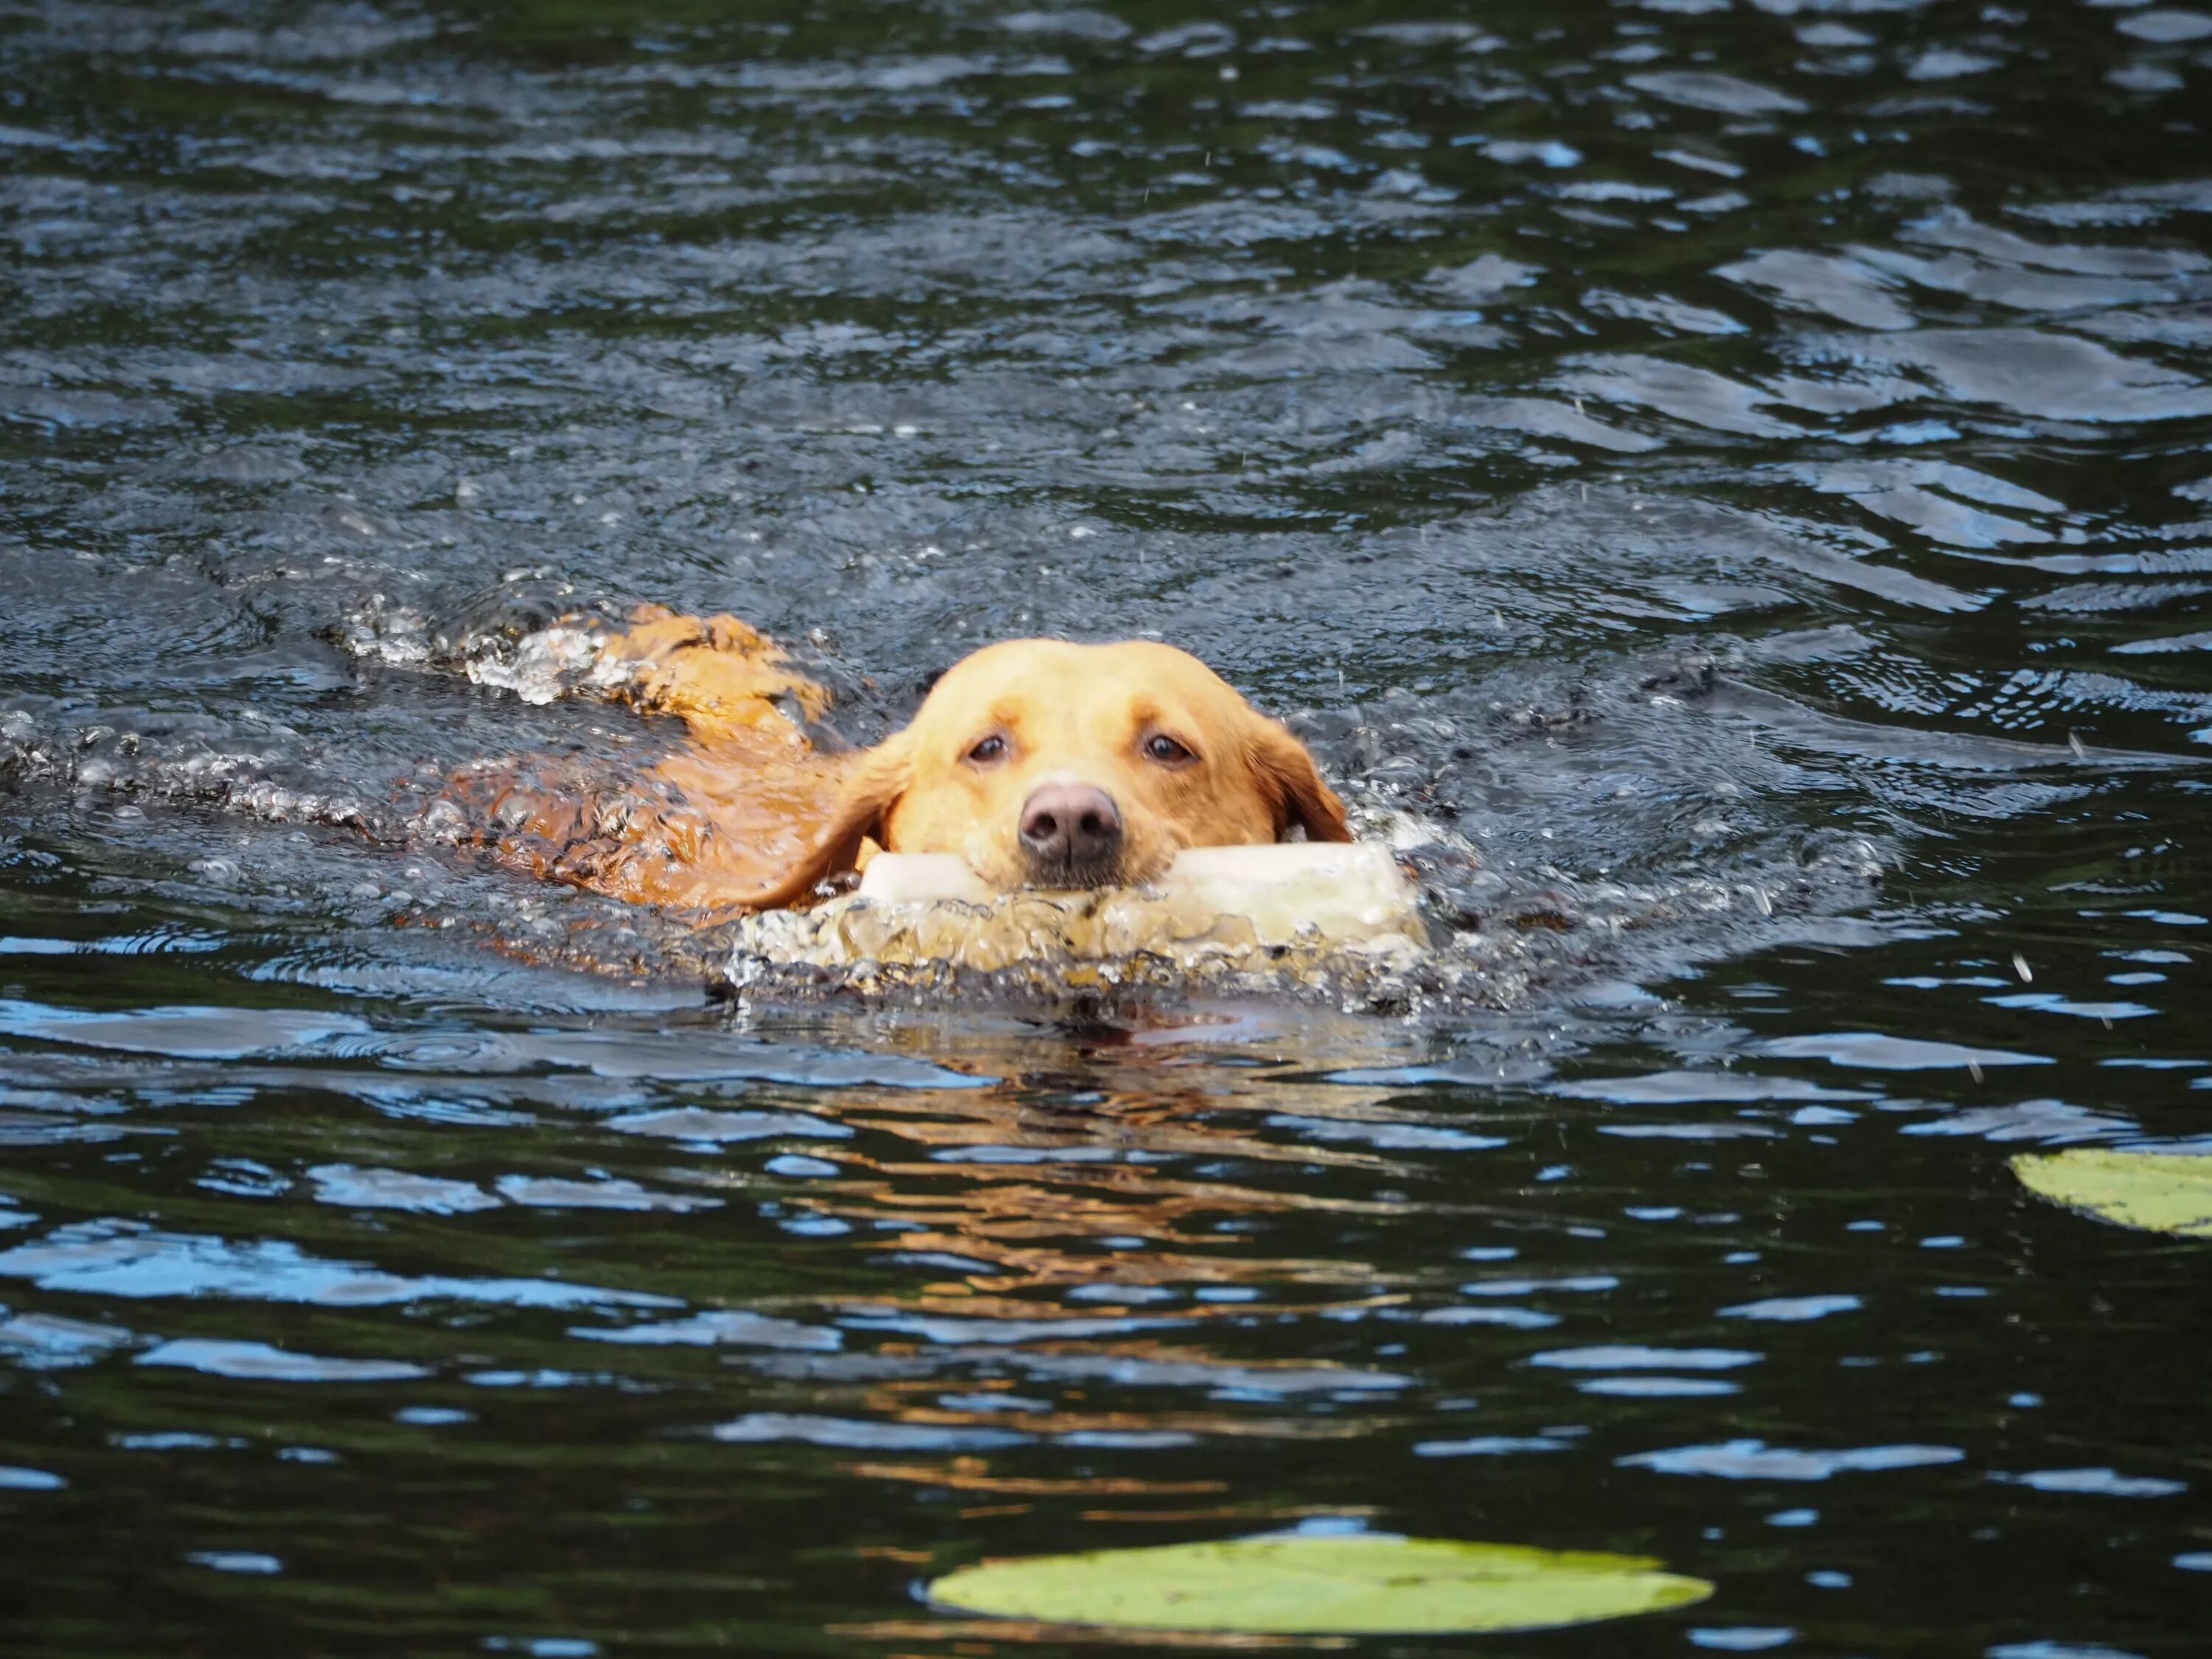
[456,608,1349,914]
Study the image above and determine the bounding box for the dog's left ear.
[1246,718,1353,844]
[739,732,913,909]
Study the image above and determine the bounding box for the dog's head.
[747,639,1350,905]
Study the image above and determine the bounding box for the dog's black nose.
[1018,782,1123,879]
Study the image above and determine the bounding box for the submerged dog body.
[458,613,1350,914]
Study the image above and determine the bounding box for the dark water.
[4,1,2212,1653]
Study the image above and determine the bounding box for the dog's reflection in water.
[667,1042,1461,1482]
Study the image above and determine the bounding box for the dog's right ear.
[739,733,912,910]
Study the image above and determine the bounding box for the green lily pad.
[2011,1148,2212,1237]
[925,1531,1714,1635]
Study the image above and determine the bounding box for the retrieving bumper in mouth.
[712,842,1430,991]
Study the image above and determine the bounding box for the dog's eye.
[966,734,1008,764]
[1144,734,1194,765]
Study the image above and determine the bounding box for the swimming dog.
[452,608,1349,913]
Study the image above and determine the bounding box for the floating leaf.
[2011,1148,2212,1237]
[926,1532,1713,1635]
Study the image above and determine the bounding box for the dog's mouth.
[1017,852,1126,891]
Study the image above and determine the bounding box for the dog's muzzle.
[1017,781,1124,887]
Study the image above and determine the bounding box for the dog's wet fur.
[453,611,1349,914]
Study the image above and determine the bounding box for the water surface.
[3,1,2211,1655]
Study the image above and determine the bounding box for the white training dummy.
[726,842,1428,979]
